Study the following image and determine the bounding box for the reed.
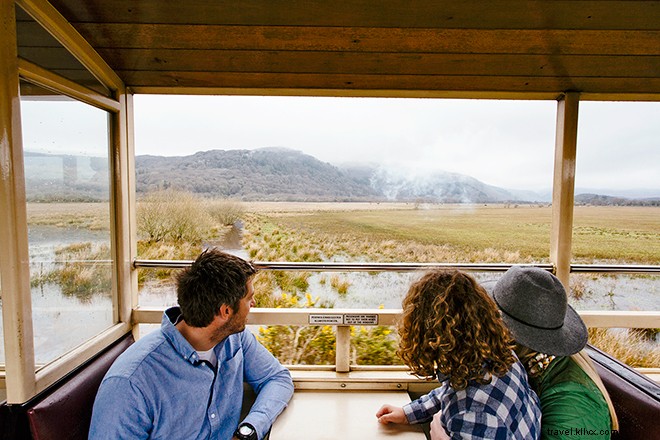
[589,328,660,368]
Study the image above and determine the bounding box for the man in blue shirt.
[89,249,294,440]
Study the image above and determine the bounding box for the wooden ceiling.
[15,0,660,99]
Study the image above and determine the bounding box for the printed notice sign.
[343,314,378,325]
[309,314,344,325]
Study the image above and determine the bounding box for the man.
[89,249,293,440]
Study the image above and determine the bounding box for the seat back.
[26,333,134,440]
[586,345,660,439]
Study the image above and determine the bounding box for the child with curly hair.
[376,269,541,439]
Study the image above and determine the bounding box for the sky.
[20,95,660,196]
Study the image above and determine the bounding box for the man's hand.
[375,404,409,425]
[430,412,450,440]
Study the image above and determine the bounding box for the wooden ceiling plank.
[116,70,660,95]
[49,0,660,30]
[69,24,660,57]
[75,48,658,78]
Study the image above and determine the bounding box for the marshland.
[18,196,660,368]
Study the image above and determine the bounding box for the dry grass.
[329,275,351,295]
[589,328,660,368]
[27,202,109,230]
[242,204,660,264]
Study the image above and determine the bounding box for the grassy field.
[26,201,660,264]
[242,203,660,264]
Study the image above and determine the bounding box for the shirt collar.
[162,306,200,365]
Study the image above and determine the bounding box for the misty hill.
[575,193,660,206]
[135,148,381,201]
[368,167,536,203]
[22,148,658,204]
[24,151,109,202]
[135,148,540,203]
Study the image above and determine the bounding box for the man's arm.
[89,376,151,440]
[240,330,294,439]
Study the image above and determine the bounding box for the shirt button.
[210,414,216,419]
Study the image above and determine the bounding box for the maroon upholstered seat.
[586,345,660,439]
[26,333,134,440]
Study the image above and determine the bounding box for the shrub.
[137,190,213,242]
[207,199,245,226]
[330,275,351,295]
[351,326,402,365]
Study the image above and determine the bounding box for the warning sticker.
[309,314,344,325]
[343,314,378,325]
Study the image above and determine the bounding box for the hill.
[22,148,658,204]
[575,193,660,206]
[135,148,381,201]
[134,148,543,203]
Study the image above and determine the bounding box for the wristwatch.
[234,422,257,440]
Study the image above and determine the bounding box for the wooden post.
[335,326,351,373]
[110,91,136,332]
[0,0,37,403]
[550,92,579,287]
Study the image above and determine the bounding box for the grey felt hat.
[491,266,588,356]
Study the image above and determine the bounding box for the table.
[270,390,427,439]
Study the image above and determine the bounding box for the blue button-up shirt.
[89,307,293,440]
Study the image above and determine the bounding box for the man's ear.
[217,304,233,321]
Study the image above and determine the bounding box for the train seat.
[586,345,660,439]
[25,333,135,440]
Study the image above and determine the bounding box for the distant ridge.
[22,148,659,204]
[135,148,541,203]
[135,148,381,201]
[575,193,660,206]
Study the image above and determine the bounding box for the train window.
[571,102,660,366]
[18,86,114,366]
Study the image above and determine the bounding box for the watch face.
[239,425,254,436]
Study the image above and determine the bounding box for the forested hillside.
[135,148,380,201]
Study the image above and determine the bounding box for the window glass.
[573,102,659,366]
[20,88,114,366]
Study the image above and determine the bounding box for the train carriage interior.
[1,1,659,439]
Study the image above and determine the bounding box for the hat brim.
[498,303,588,356]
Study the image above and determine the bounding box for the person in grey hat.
[490,266,618,440]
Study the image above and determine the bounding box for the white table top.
[270,390,426,439]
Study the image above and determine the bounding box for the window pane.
[573,101,659,364]
[572,102,659,311]
[20,89,114,366]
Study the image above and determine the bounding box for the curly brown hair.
[398,269,516,390]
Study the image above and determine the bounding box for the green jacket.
[530,356,612,440]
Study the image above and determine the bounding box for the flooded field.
[2,202,658,364]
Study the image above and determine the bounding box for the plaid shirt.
[403,358,541,439]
